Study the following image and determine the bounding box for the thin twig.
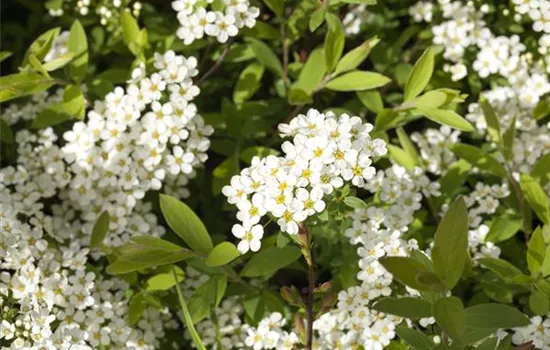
[196,37,234,85]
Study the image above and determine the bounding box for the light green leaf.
[433,296,466,342]
[404,46,434,102]
[0,119,14,144]
[534,98,550,121]
[42,52,74,71]
[325,71,391,91]
[205,242,241,267]
[334,37,380,75]
[357,89,383,113]
[531,153,550,183]
[527,226,547,274]
[343,196,367,209]
[502,117,516,161]
[387,144,416,171]
[0,72,56,103]
[309,6,326,32]
[246,38,283,77]
[288,88,313,105]
[451,143,508,177]
[129,292,146,326]
[431,196,469,289]
[396,126,420,168]
[477,258,526,282]
[159,194,213,253]
[31,85,86,128]
[145,265,185,291]
[67,20,88,82]
[188,275,227,323]
[324,13,344,73]
[529,290,550,315]
[372,297,432,319]
[486,214,522,243]
[23,28,60,65]
[90,211,110,248]
[121,11,142,56]
[519,174,550,225]
[0,51,12,62]
[417,106,475,132]
[480,96,501,144]
[241,246,301,277]
[173,267,207,350]
[293,47,326,94]
[233,62,264,104]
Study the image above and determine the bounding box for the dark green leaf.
[90,211,110,248]
[246,37,283,77]
[433,296,466,342]
[372,297,432,319]
[241,246,302,277]
[451,143,508,177]
[395,324,434,350]
[205,242,241,267]
[520,174,550,225]
[529,290,550,315]
[233,62,264,104]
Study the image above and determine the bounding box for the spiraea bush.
[1,0,550,349]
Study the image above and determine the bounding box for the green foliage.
[90,211,110,248]
[205,242,241,267]
[240,246,302,277]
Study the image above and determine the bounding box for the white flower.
[232,223,264,253]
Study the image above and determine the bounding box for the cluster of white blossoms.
[48,1,142,29]
[342,4,374,35]
[222,109,387,254]
[0,187,173,349]
[409,1,434,22]
[512,313,550,349]
[61,50,212,246]
[411,126,460,175]
[172,0,259,45]
[243,312,299,350]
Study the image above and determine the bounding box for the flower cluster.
[47,1,142,30]
[342,3,374,35]
[410,126,461,175]
[222,109,387,254]
[61,50,212,246]
[512,313,550,350]
[172,0,259,44]
[244,313,299,350]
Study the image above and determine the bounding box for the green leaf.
[372,297,432,319]
[29,54,50,77]
[173,267,207,350]
[343,196,368,209]
[205,242,241,267]
[439,159,472,195]
[395,324,434,350]
[145,265,185,291]
[0,119,14,144]
[241,246,302,277]
[233,62,264,104]
[324,13,345,73]
[464,303,529,337]
[477,258,526,282]
[431,196,469,289]
[107,237,194,274]
[486,214,522,243]
[334,37,380,75]
[433,297,466,342]
[451,143,508,177]
[42,52,74,71]
[309,7,326,32]
[129,292,146,326]
[529,290,550,315]
[67,20,88,83]
[396,126,420,168]
[533,98,550,121]
[519,174,550,225]
[288,88,313,105]
[417,106,475,132]
[0,51,12,62]
[531,153,550,183]
[357,89,383,113]
[0,72,56,103]
[90,211,110,248]
[159,194,213,253]
[121,11,142,56]
[31,85,86,128]
[479,96,501,144]
[501,117,516,162]
[246,38,283,77]
[293,47,326,94]
[387,144,416,171]
[475,336,498,350]
[404,47,434,102]
[263,0,284,17]
[188,275,227,323]
[325,71,391,91]
[527,226,547,274]
[23,28,60,65]
[378,256,442,292]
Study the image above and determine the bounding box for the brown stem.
[196,37,234,85]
